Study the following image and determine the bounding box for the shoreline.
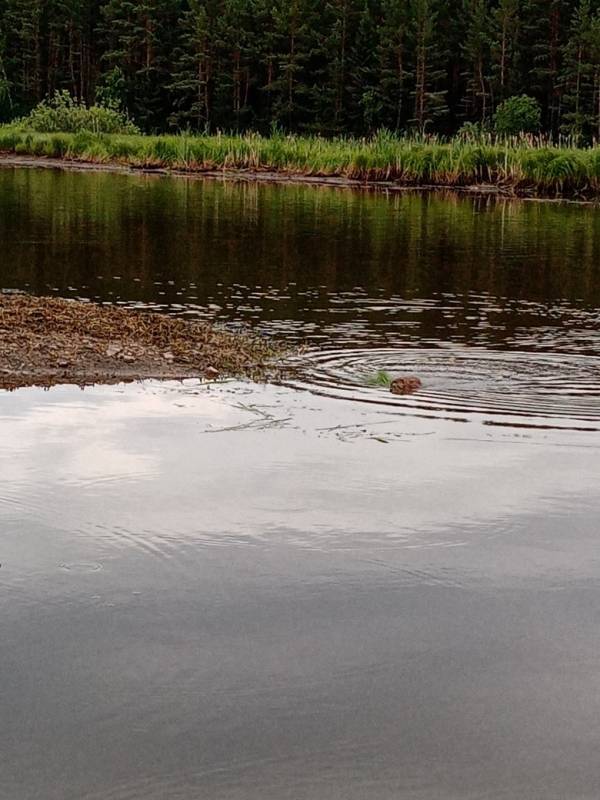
[0,293,286,391]
[0,153,597,206]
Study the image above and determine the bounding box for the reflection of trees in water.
[0,168,599,349]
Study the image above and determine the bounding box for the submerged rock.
[390,376,422,395]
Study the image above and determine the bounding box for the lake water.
[1,166,600,799]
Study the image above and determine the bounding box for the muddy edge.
[0,153,596,205]
[0,293,289,390]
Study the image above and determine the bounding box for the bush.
[494,95,541,137]
[19,91,140,135]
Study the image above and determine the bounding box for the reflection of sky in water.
[3,381,600,800]
[1,380,599,574]
[3,172,600,799]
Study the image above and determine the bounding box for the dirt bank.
[0,293,286,390]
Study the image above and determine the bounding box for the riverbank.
[0,128,598,200]
[0,294,285,390]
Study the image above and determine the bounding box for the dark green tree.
[410,0,448,131]
[267,0,322,129]
[2,0,44,110]
[212,0,258,130]
[100,0,180,130]
[521,0,571,131]
[376,0,412,131]
[346,0,380,132]
[490,0,520,104]
[461,0,492,123]
[0,0,591,137]
[169,0,215,130]
[314,0,358,132]
[0,29,13,119]
[560,0,600,140]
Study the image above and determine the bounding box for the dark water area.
[2,167,600,799]
[1,167,600,351]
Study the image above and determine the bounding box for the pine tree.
[100,0,181,130]
[251,0,278,127]
[0,0,592,137]
[461,0,492,123]
[560,0,600,140]
[0,27,13,119]
[211,0,257,130]
[490,0,520,105]
[314,0,355,132]
[169,0,216,131]
[376,0,411,131]
[2,0,44,109]
[268,0,321,130]
[410,0,447,131]
[521,0,571,132]
[43,0,96,101]
[268,0,301,128]
[346,0,380,132]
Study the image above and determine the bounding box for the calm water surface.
[1,167,600,799]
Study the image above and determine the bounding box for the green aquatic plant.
[367,370,392,387]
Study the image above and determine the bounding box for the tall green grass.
[0,126,598,198]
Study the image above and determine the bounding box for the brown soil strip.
[0,293,287,390]
[1,154,596,205]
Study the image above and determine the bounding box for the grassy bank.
[1,127,599,198]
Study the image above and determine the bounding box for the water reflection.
[1,380,600,800]
[1,167,599,351]
[3,170,600,799]
[1,380,598,558]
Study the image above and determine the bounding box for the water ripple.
[285,345,600,431]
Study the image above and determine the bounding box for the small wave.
[284,345,600,431]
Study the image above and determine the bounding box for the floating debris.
[367,370,392,387]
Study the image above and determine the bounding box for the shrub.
[494,95,541,137]
[20,91,140,135]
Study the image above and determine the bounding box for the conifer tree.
[0,0,592,137]
[252,0,279,127]
[560,0,600,139]
[268,0,302,128]
[43,0,96,101]
[410,0,448,131]
[521,0,571,131]
[376,0,411,131]
[100,0,180,130]
[2,0,44,109]
[211,0,257,130]
[461,0,492,123]
[169,0,216,130]
[346,0,380,132]
[0,30,12,119]
[315,0,357,132]
[268,0,321,129]
[490,0,520,104]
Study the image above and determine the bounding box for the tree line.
[0,0,598,139]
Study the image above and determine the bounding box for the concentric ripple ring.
[284,345,600,431]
